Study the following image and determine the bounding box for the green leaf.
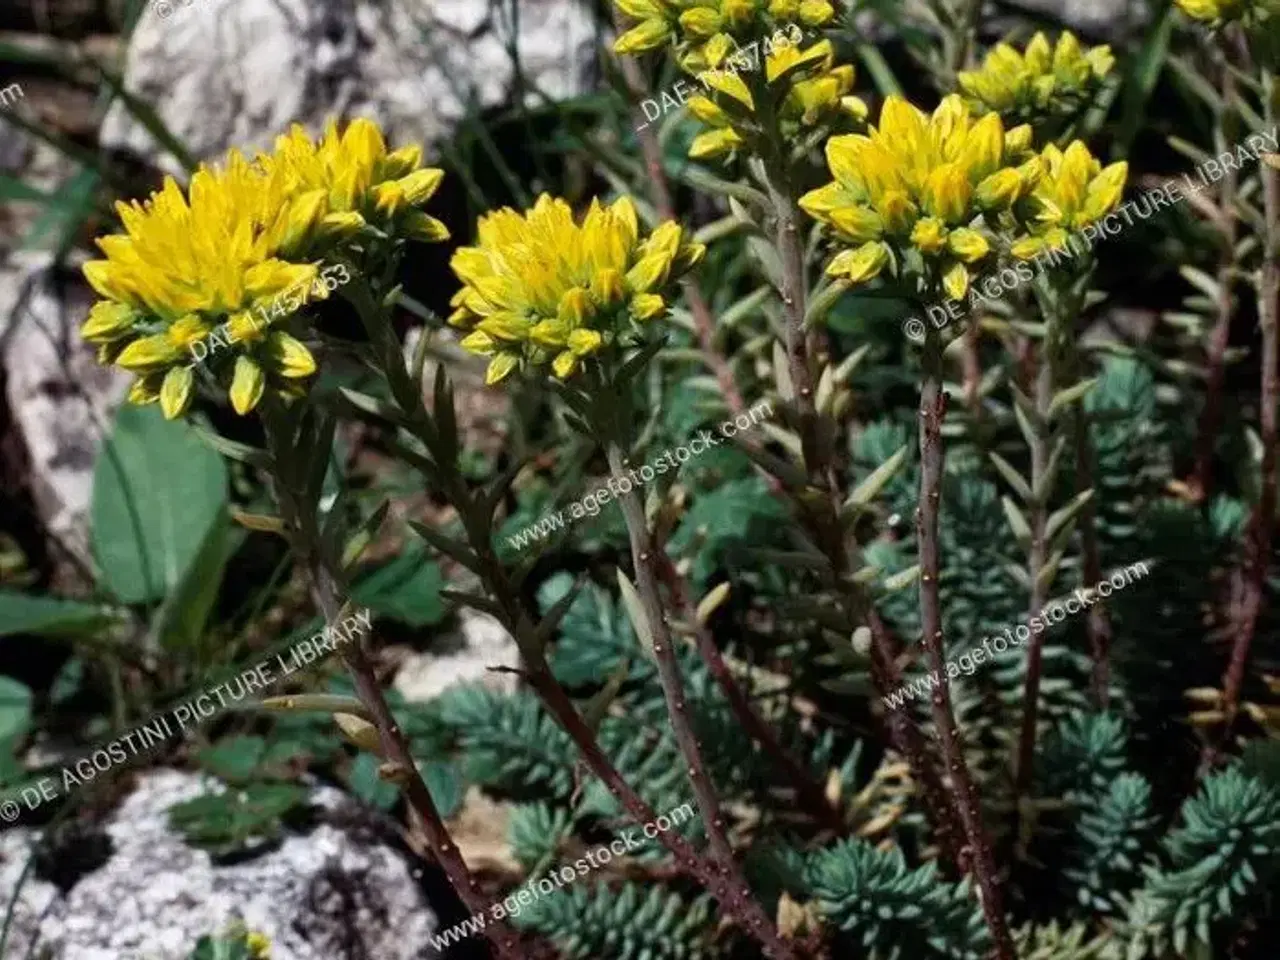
[0,676,33,745]
[844,443,910,517]
[351,541,445,627]
[168,782,307,857]
[0,591,112,639]
[153,515,243,652]
[196,736,268,785]
[91,404,229,605]
[615,570,655,661]
[348,752,399,811]
[421,759,464,817]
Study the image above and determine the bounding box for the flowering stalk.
[343,273,801,959]
[1190,50,1242,503]
[601,424,797,960]
[609,9,747,417]
[258,402,528,960]
[652,551,847,833]
[917,328,1017,960]
[1216,67,1280,759]
[608,29,836,821]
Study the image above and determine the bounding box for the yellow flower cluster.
[800,95,1038,300]
[449,195,704,383]
[1010,141,1128,260]
[958,32,1114,122]
[613,0,865,160]
[81,119,447,419]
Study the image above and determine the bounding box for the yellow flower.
[81,118,447,419]
[246,931,271,959]
[1011,140,1128,259]
[958,32,1113,123]
[1175,0,1249,20]
[800,95,1023,294]
[261,119,449,244]
[449,195,704,383]
[612,0,859,160]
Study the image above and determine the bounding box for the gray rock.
[394,606,521,702]
[0,253,130,566]
[1000,0,1145,36]
[1,769,443,959]
[100,0,597,171]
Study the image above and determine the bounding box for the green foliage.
[350,541,445,627]
[90,404,229,605]
[509,801,573,870]
[1117,767,1280,957]
[436,685,578,799]
[0,592,113,639]
[515,880,718,959]
[667,476,788,589]
[806,839,993,959]
[1065,772,1158,914]
[1085,356,1165,564]
[168,782,307,858]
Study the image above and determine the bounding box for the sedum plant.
[54,1,1280,958]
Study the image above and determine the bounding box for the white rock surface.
[394,607,521,702]
[0,253,130,564]
[0,769,443,959]
[100,0,597,170]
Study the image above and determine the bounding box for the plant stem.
[917,329,1016,960]
[652,549,846,833]
[1214,70,1279,761]
[758,145,964,866]
[1192,58,1240,503]
[864,607,968,872]
[261,413,527,960]
[762,171,817,415]
[1014,326,1054,800]
[609,16,747,416]
[1072,400,1113,707]
[605,440,799,960]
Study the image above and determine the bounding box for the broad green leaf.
[0,591,112,639]
[351,541,445,627]
[0,676,33,745]
[153,515,243,652]
[91,404,229,605]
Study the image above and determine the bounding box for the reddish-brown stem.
[1191,61,1240,503]
[310,558,527,959]
[1014,337,1054,800]
[468,540,804,955]
[1074,410,1114,707]
[918,331,1017,960]
[607,442,799,960]
[1210,72,1279,765]
[610,12,746,417]
[653,549,846,834]
[864,607,967,872]
[265,407,527,960]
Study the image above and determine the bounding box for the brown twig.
[864,607,968,872]
[1191,57,1241,503]
[918,330,1017,960]
[606,442,799,960]
[268,444,527,959]
[610,9,746,416]
[1210,70,1279,765]
[653,550,847,834]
